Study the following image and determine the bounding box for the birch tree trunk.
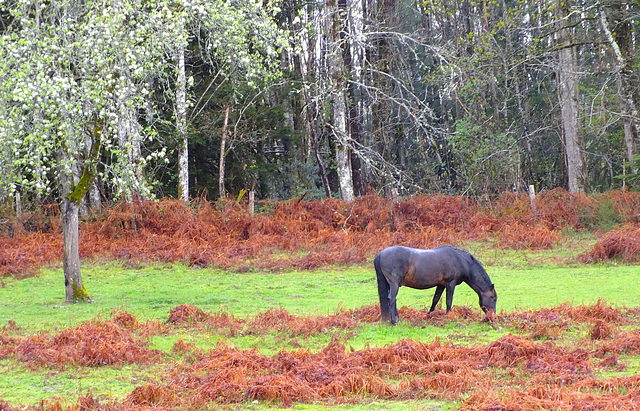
[218,105,230,200]
[555,0,587,193]
[599,4,639,169]
[347,0,364,196]
[334,94,354,201]
[176,41,189,202]
[328,0,354,202]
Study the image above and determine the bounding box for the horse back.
[377,245,471,290]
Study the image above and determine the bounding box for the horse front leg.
[445,281,456,313]
[388,282,400,325]
[429,285,445,312]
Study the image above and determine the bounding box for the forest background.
[2,0,640,207]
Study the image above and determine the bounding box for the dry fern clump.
[497,222,560,250]
[534,188,595,229]
[579,223,640,263]
[14,313,162,368]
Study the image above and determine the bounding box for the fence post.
[248,190,255,217]
[528,185,537,215]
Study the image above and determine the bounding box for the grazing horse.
[374,245,497,324]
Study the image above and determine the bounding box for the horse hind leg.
[375,264,392,323]
[388,282,400,325]
[429,285,445,312]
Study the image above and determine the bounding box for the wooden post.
[623,158,626,190]
[248,190,255,217]
[528,185,537,215]
[15,191,22,221]
[15,191,24,236]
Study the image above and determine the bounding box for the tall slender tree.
[327,0,355,201]
[599,2,640,170]
[555,0,587,193]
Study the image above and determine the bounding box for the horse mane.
[456,247,493,286]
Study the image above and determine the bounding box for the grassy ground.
[1,242,639,409]
[2,253,636,331]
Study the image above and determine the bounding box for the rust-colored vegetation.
[5,302,640,410]
[2,189,639,278]
[4,312,163,369]
[579,224,640,263]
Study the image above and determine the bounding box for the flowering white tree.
[0,0,169,302]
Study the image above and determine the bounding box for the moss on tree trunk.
[62,124,102,303]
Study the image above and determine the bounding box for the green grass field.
[2,258,636,331]
[1,246,639,409]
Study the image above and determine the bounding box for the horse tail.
[374,253,391,321]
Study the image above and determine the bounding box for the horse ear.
[490,284,495,292]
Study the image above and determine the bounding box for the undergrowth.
[2,189,640,278]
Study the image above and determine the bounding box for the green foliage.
[450,117,518,193]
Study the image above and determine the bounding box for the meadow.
[2,190,640,409]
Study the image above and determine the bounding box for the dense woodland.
[2,0,640,208]
[4,3,640,407]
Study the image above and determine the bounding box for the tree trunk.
[599,4,639,170]
[218,105,230,199]
[62,198,89,302]
[176,41,189,202]
[335,132,354,201]
[328,0,354,201]
[556,0,587,193]
[347,0,365,196]
[60,125,101,303]
[72,161,89,217]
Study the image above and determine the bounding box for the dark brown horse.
[374,245,497,324]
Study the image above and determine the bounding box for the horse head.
[479,284,497,313]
